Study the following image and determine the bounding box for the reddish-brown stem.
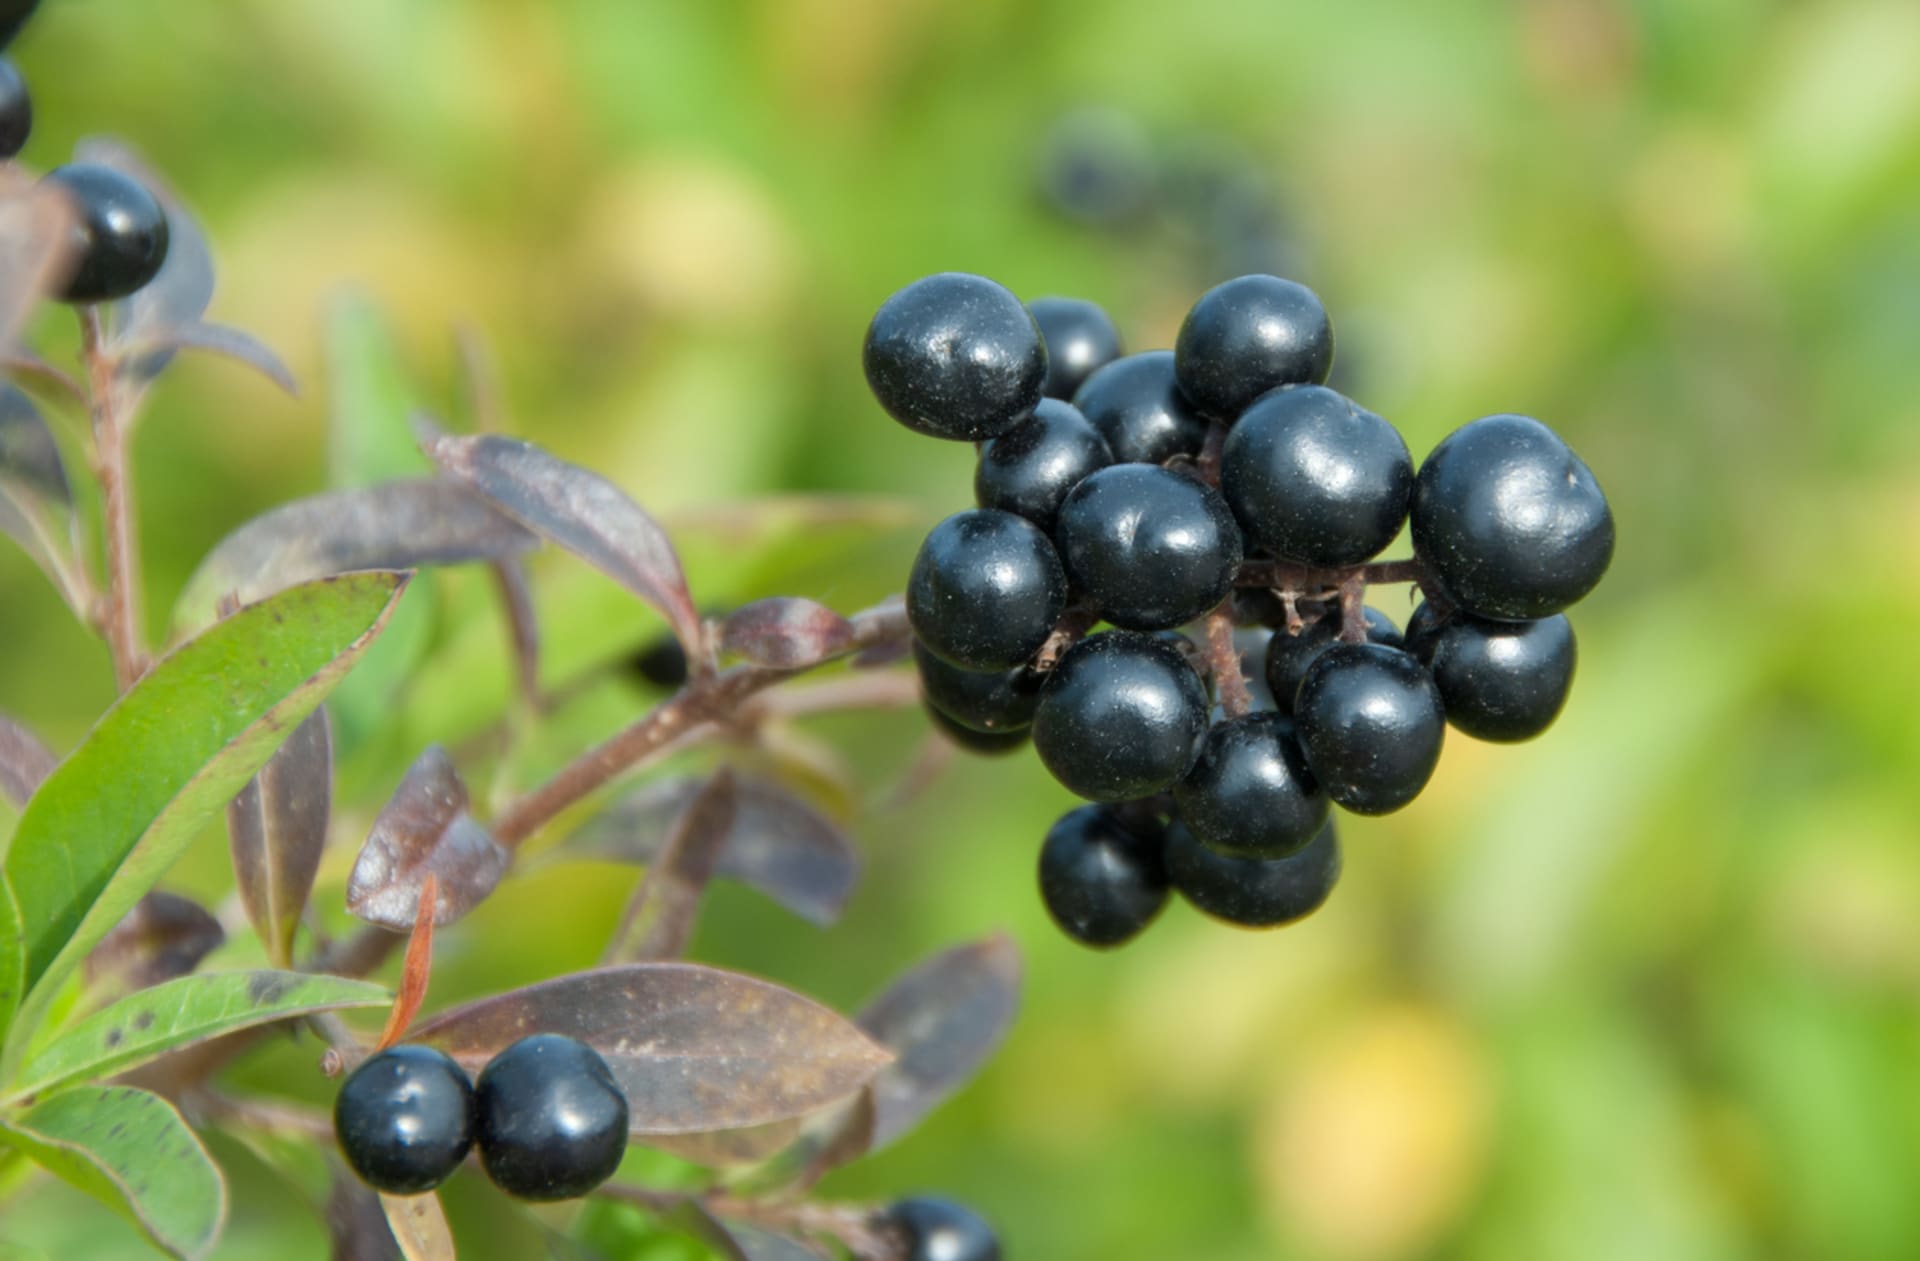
[1205,600,1252,717]
[79,308,145,690]
[1235,555,1430,593]
[1337,573,1368,643]
[1196,419,1228,484]
[1034,605,1099,672]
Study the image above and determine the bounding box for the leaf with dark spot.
[720,599,856,670]
[0,713,57,809]
[120,323,298,396]
[84,892,225,998]
[605,770,735,963]
[347,747,508,930]
[227,706,331,967]
[0,173,78,348]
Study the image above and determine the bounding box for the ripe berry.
[1166,816,1341,928]
[1172,713,1327,859]
[0,1,37,51]
[863,273,1046,442]
[1262,606,1401,715]
[884,1196,1003,1261]
[1070,350,1209,464]
[1054,464,1243,631]
[907,509,1067,671]
[333,1045,475,1196]
[1221,385,1413,566]
[974,397,1113,532]
[1174,274,1334,421]
[0,57,29,158]
[41,163,171,304]
[628,630,689,690]
[474,1034,628,1202]
[1402,600,1447,659]
[1410,413,1614,620]
[1039,804,1169,948]
[1418,611,1576,742]
[1293,642,1445,814]
[914,638,1041,733]
[1032,631,1209,801]
[1028,296,1123,400]
[927,704,1030,755]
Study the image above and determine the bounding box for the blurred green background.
[6,0,1920,1257]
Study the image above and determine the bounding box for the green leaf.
[0,876,21,1042]
[9,971,391,1101]
[0,572,408,1066]
[326,293,429,487]
[0,1085,226,1260]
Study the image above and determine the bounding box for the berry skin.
[1054,464,1243,631]
[0,57,29,158]
[0,1,37,51]
[333,1045,475,1196]
[1410,413,1614,620]
[1070,350,1210,465]
[907,509,1068,671]
[927,704,1030,755]
[1032,631,1209,801]
[1262,606,1401,715]
[1039,804,1170,948]
[1172,713,1328,859]
[1293,642,1445,814]
[884,1196,1003,1261]
[1417,611,1576,742]
[1221,385,1413,566]
[863,273,1046,442]
[1166,816,1341,928]
[1402,600,1447,659]
[1028,296,1124,400]
[474,1034,628,1202]
[914,638,1041,733]
[628,630,689,690]
[1174,274,1334,421]
[974,397,1113,533]
[41,164,171,304]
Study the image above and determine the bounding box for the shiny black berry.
[863,273,1046,442]
[1054,464,1243,631]
[1262,607,1401,715]
[1166,815,1341,928]
[1028,296,1123,400]
[1410,414,1614,620]
[884,1196,1003,1261]
[1070,350,1209,465]
[914,638,1041,733]
[1039,804,1169,948]
[1173,713,1327,859]
[1293,642,1445,814]
[628,630,689,690]
[1418,612,1576,742]
[333,1045,475,1196]
[1174,274,1334,421]
[907,509,1067,671]
[974,397,1113,532]
[0,1,37,51]
[474,1034,628,1202]
[927,704,1030,755]
[0,57,29,158]
[1402,600,1447,659]
[1032,631,1209,801]
[41,164,171,304]
[1221,385,1413,566]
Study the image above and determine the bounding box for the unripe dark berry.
[1038,804,1169,948]
[1418,611,1576,742]
[863,273,1046,442]
[474,1034,628,1202]
[1293,642,1444,814]
[0,1,37,51]
[927,704,1030,755]
[333,1045,475,1196]
[884,1196,1002,1261]
[1262,607,1401,715]
[907,509,1067,671]
[1054,463,1243,631]
[1032,631,1209,801]
[914,638,1041,733]
[41,163,171,304]
[1166,816,1341,928]
[974,397,1113,533]
[1172,713,1327,859]
[1174,274,1334,421]
[1070,350,1209,465]
[1410,413,1614,620]
[1221,385,1413,566]
[0,57,29,158]
[1028,296,1123,400]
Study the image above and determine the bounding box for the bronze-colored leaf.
[326,1174,403,1261]
[122,322,298,396]
[0,384,83,611]
[411,963,892,1135]
[606,769,736,963]
[720,599,856,670]
[379,1191,455,1261]
[83,891,225,997]
[0,173,78,348]
[0,713,57,809]
[347,747,508,930]
[227,706,331,967]
[377,873,438,1051]
[644,1116,804,1166]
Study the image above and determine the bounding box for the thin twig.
[1205,600,1252,718]
[79,308,146,689]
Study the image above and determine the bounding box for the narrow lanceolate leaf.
[123,323,298,396]
[326,1175,403,1261]
[0,1085,225,1260]
[11,971,390,1099]
[376,874,437,1051]
[570,775,860,927]
[719,599,856,670]
[605,769,736,963]
[428,433,704,656]
[379,1192,456,1261]
[0,877,21,1041]
[0,174,78,348]
[411,963,892,1135]
[673,1203,825,1261]
[79,138,216,383]
[228,707,332,967]
[83,891,225,998]
[0,386,81,611]
[0,715,56,809]
[643,1116,805,1166]
[0,571,408,1065]
[347,747,508,929]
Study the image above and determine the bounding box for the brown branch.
[1204,600,1251,718]
[80,308,146,689]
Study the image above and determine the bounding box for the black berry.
[1418,611,1576,742]
[914,639,1040,733]
[628,630,689,690]
[1038,804,1169,948]
[1070,350,1209,465]
[1293,642,1445,814]
[863,273,1046,442]
[884,1196,1003,1261]
[1054,464,1243,631]
[907,509,1067,671]
[1174,274,1334,421]
[333,1045,475,1196]
[1172,713,1327,859]
[1028,296,1123,400]
[41,163,171,304]
[1410,413,1614,620]
[474,1034,628,1202]
[1221,385,1413,566]
[1262,606,1401,715]
[1166,816,1341,928]
[0,1,37,51]
[974,397,1113,533]
[1402,600,1447,659]
[0,56,29,158]
[927,704,1030,755]
[1032,631,1209,801]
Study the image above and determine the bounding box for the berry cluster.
[334,1034,629,1202]
[867,272,1613,948]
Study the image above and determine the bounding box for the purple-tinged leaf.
[644,1116,804,1166]
[227,707,331,967]
[121,323,298,396]
[737,1088,878,1195]
[570,775,859,927]
[84,892,225,998]
[427,433,703,657]
[78,137,216,381]
[379,1191,455,1261]
[326,1176,403,1261]
[0,173,77,348]
[606,769,736,963]
[347,747,508,929]
[0,713,57,809]
[411,963,892,1135]
[720,599,856,670]
[0,385,85,614]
